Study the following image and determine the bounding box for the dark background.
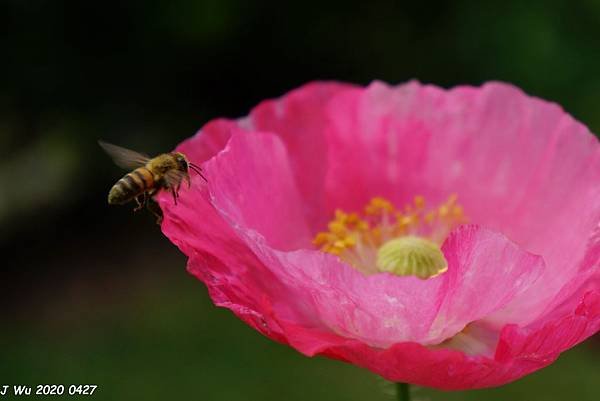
[1,0,599,399]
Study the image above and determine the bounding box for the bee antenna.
[189,163,207,182]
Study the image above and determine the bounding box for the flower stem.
[396,382,410,401]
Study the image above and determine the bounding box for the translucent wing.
[164,169,190,205]
[164,169,189,189]
[98,140,150,169]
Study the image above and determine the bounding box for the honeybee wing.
[98,140,150,169]
[163,169,191,205]
[164,169,189,189]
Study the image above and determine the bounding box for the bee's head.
[173,152,189,172]
[173,152,206,182]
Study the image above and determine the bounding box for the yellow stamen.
[414,195,425,209]
[313,195,466,279]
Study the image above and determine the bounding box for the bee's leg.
[133,193,147,212]
[146,197,163,225]
[171,187,178,205]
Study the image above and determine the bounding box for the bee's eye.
[176,155,188,169]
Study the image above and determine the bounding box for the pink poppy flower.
[157,81,600,390]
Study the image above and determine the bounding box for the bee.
[99,140,205,222]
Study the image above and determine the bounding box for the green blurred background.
[1,0,599,399]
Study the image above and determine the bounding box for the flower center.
[313,195,466,279]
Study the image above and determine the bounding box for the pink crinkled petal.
[159,178,317,342]
[175,81,356,231]
[495,291,600,365]
[202,129,312,250]
[431,225,545,342]
[246,81,358,231]
[176,118,239,164]
[265,290,600,390]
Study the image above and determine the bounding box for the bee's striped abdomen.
[108,167,155,205]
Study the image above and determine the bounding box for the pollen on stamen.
[313,195,466,278]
